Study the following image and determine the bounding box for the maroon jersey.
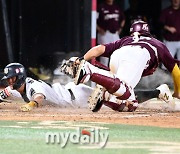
[102,36,177,76]
[159,7,180,41]
[97,3,125,33]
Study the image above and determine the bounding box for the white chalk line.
[80,141,180,153]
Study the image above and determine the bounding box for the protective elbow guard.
[0,87,11,100]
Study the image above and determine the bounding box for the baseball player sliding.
[0,62,173,112]
[70,20,179,112]
[0,63,93,111]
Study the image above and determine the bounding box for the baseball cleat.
[117,102,126,112]
[156,84,174,104]
[88,84,106,112]
[74,60,90,85]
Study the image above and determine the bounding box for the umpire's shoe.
[88,84,107,112]
[74,60,91,85]
[156,84,174,104]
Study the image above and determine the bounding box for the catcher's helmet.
[130,20,151,36]
[1,63,27,89]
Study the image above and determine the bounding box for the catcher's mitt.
[59,57,79,78]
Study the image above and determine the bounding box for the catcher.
[68,20,180,112]
[60,57,175,112]
[0,62,173,112]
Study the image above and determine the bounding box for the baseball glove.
[59,57,79,78]
[20,101,38,112]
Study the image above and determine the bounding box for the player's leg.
[103,46,151,110]
[75,46,151,111]
[87,84,127,112]
[88,84,174,112]
[75,46,150,97]
[136,84,174,104]
[135,89,160,103]
[75,60,131,100]
[51,82,74,106]
[65,82,93,108]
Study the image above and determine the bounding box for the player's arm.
[66,45,105,66]
[82,39,123,62]
[83,45,106,61]
[20,93,45,112]
[164,25,177,34]
[0,86,12,102]
[33,93,45,106]
[158,45,180,99]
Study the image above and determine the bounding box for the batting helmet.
[1,63,27,89]
[130,20,151,36]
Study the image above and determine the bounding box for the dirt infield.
[0,101,180,128]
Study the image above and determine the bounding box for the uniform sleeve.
[28,81,46,99]
[101,39,123,57]
[10,89,22,98]
[158,44,176,72]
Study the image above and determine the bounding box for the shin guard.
[91,73,131,100]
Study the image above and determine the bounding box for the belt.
[68,89,75,101]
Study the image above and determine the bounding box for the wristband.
[34,100,39,107]
[0,88,10,99]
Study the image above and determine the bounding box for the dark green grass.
[0,121,179,154]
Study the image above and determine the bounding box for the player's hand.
[20,101,38,112]
[0,87,11,100]
[167,27,177,34]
